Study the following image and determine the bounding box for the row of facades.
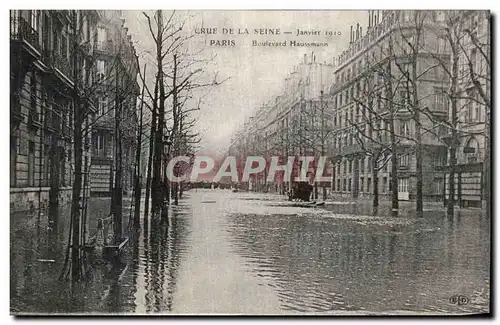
[10,10,140,212]
[229,10,489,207]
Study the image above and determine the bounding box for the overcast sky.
[124,10,368,157]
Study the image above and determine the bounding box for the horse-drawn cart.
[288,181,313,202]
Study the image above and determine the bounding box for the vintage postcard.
[10,9,491,315]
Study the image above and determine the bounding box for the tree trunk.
[69,11,83,279]
[372,155,379,215]
[134,64,146,229]
[447,35,460,217]
[411,53,423,217]
[152,10,165,215]
[144,104,156,224]
[113,58,123,242]
[385,58,399,216]
[48,131,59,220]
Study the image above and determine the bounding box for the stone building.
[440,10,490,208]
[329,10,450,202]
[90,10,140,197]
[10,10,139,213]
[10,10,99,212]
[230,54,335,193]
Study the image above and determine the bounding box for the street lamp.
[160,136,173,220]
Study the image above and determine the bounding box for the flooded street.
[11,189,490,315]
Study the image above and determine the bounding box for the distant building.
[89,10,140,197]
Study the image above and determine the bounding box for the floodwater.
[10,189,490,315]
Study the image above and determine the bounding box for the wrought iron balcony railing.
[28,109,41,129]
[10,16,41,53]
[53,51,73,79]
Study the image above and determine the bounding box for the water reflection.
[226,207,490,314]
[10,191,490,315]
[10,197,190,314]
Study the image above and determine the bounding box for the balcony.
[331,143,364,157]
[62,124,72,139]
[10,94,22,125]
[53,51,73,80]
[94,114,114,129]
[10,16,41,54]
[95,41,116,54]
[27,109,41,129]
[44,110,61,133]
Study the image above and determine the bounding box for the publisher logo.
[449,295,469,305]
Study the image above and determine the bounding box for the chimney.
[369,10,372,29]
[360,26,363,37]
[356,23,360,40]
[304,54,307,63]
[350,25,353,44]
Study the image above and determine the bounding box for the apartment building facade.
[329,10,451,201]
[440,10,490,207]
[10,10,139,212]
[10,10,99,213]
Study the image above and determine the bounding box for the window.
[399,153,409,167]
[30,10,39,31]
[59,147,66,187]
[97,60,105,81]
[337,179,341,192]
[10,136,17,187]
[436,11,445,22]
[470,48,477,72]
[398,178,409,193]
[367,177,371,193]
[348,178,352,192]
[343,160,347,174]
[82,16,89,41]
[475,103,482,122]
[30,72,37,112]
[400,121,411,137]
[367,157,372,172]
[42,143,50,187]
[435,178,443,195]
[343,178,347,191]
[28,141,35,187]
[53,26,60,55]
[98,97,107,116]
[435,90,447,111]
[399,89,409,108]
[360,157,365,174]
[464,137,479,163]
[437,36,447,53]
[349,160,352,174]
[61,33,67,57]
[383,177,388,193]
[360,177,364,193]
[465,99,474,123]
[97,27,107,43]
